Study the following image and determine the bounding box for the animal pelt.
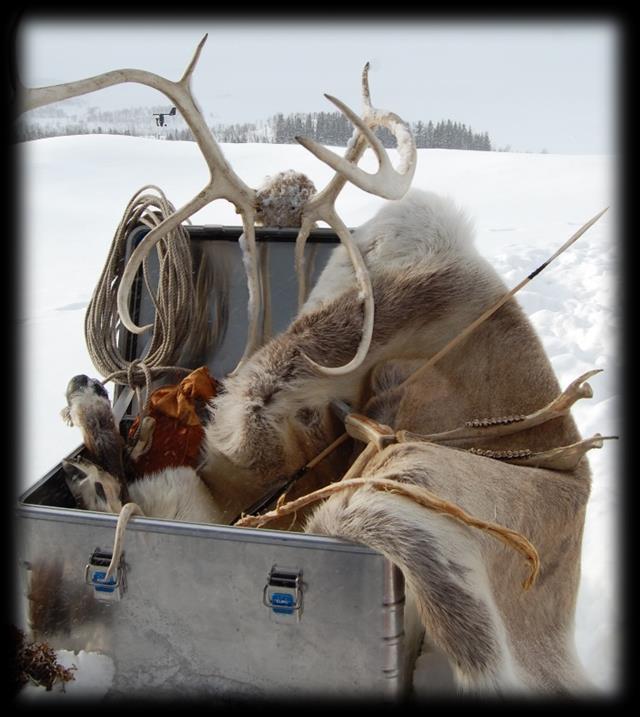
[302,189,477,315]
[61,374,130,503]
[63,456,221,523]
[198,188,595,695]
[61,375,126,483]
[305,440,592,695]
[58,189,597,694]
[62,367,221,522]
[200,189,516,508]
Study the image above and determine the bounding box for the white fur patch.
[302,189,477,314]
[129,467,222,523]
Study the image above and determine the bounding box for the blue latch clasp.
[263,566,303,620]
[84,548,125,601]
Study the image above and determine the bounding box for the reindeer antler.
[294,63,417,376]
[20,48,416,377]
[18,35,262,373]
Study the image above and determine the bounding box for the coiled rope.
[85,185,196,413]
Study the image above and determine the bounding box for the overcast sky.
[17,17,617,154]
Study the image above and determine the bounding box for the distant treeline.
[216,112,492,151]
[17,125,141,141]
[16,105,492,151]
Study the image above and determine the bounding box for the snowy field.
[16,135,620,698]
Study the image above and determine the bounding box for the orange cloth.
[128,366,218,476]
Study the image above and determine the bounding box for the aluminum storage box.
[14,226,425,699]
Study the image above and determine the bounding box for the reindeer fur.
[200,189,594,695]
[62,378,221,523]
[201,189,540,506]
[62,375,127,483]
[63,189,593,694]
[64,457,220,524]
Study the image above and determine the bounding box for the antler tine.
[361,61,373,108]
[295,62,374,215]
[297,94,414,200]
[20,36,261,372]
[292,63,416,376]
[232,215,261,371]
[117,192,212,335]
[180,33,208,84]
[397,369,605,446]
[294,219,315,310]
[301,209,375,376]
[295,62,416,202]
[292,69,370,312]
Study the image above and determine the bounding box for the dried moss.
[11,625,76,696]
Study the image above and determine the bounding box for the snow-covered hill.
[16,135,619,698]
[18,101,210,140]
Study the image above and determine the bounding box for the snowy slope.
[16,136,619,697]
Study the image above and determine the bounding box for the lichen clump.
[11,625,76,695]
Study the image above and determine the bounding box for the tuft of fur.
[255,170,317,227]
[127,467,222,523]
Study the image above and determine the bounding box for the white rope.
[80,188,200,582]
[84,185,197,412]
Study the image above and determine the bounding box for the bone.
[128,416,156,462]
[344,412,396,451]
[396,369,603,446]
[293,62,416,377]
[473,434,619,471]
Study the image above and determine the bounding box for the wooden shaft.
[398,207,609,392]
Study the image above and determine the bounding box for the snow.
[18,650,115,702]
[16,135,619,696]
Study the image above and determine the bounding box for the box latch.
[84,548,125,602]
[263,565,303,622]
